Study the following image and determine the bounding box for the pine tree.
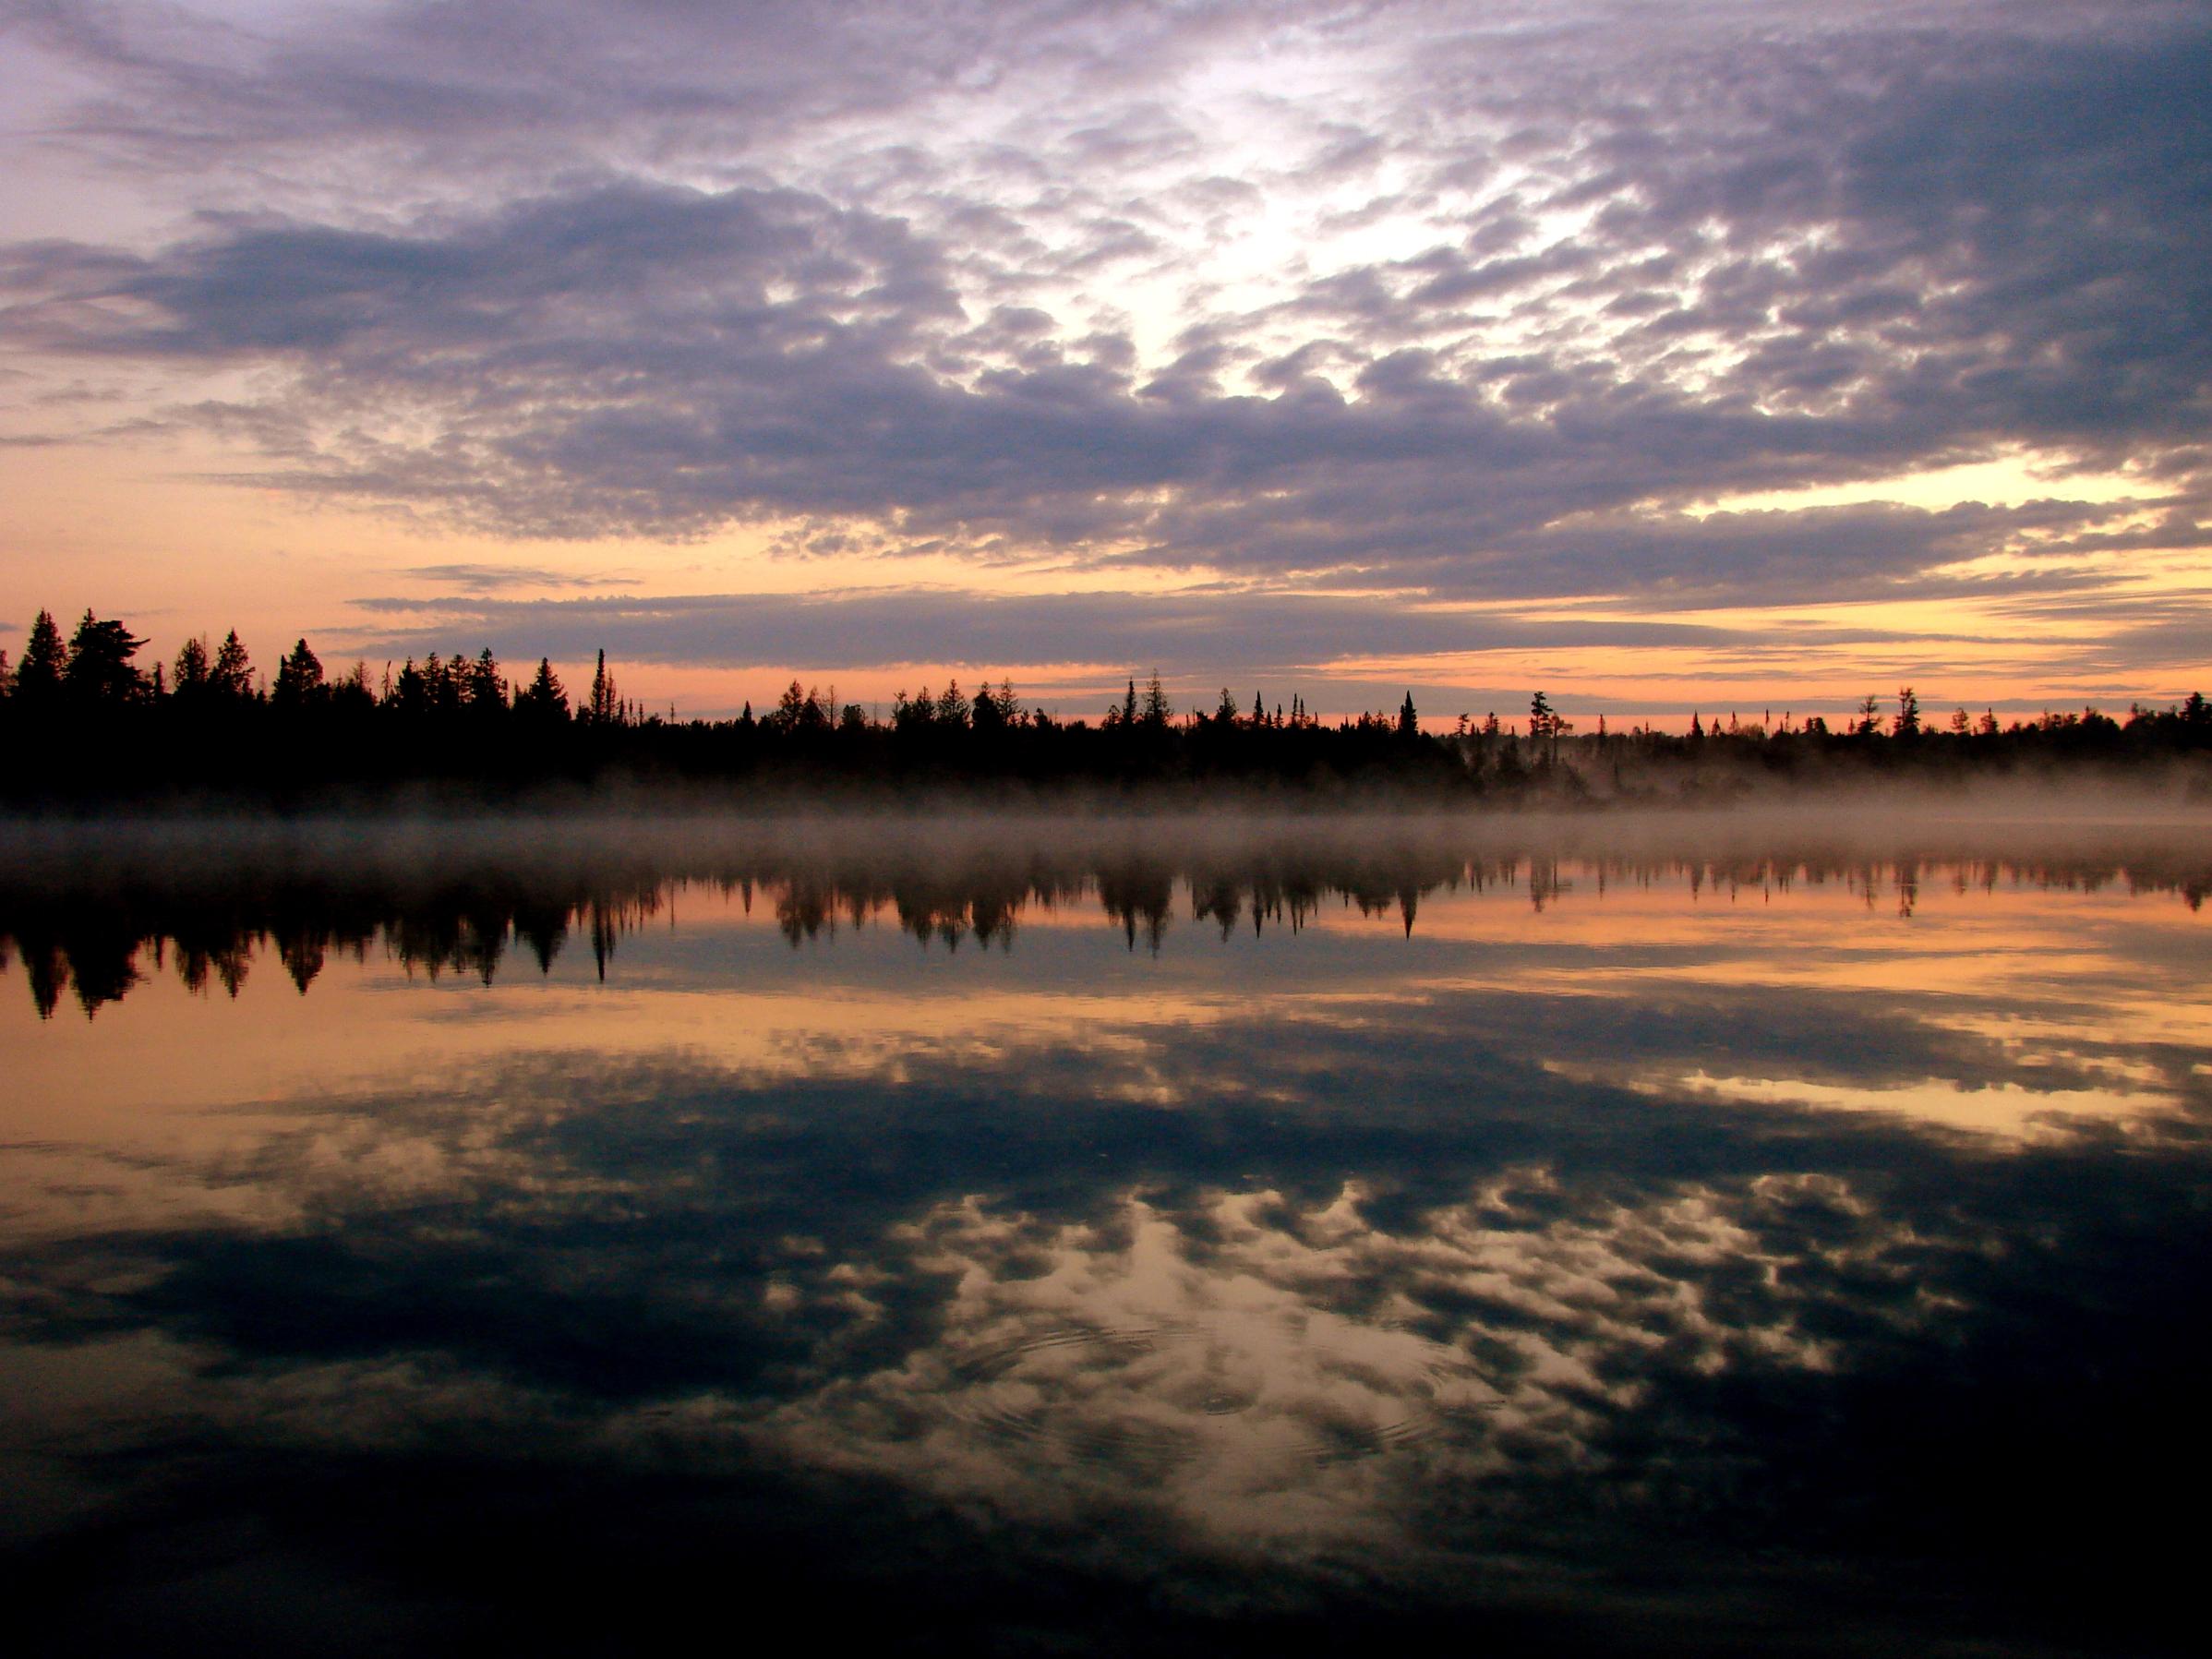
[462,648,505,715]
[586,649,619,725]
[173,636,210,697]
[64,610,149,704]
[389,657,427,715]
[515,657,568,723]
[775,679,809,730]
[332,661,374,712]
[17,610,67,704]
[422,651,462,715]
[271,638,325,708]
[210,631,254,700]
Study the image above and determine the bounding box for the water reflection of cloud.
[8,1004,2210,1648]
[756,1194,1489,1548]
[8,932,2206,1267]
[745,1168,1946,1564]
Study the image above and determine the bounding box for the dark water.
[4,815,2209,1656]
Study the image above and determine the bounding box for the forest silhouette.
[2,608,2207,807]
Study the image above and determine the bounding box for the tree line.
[0,607,2206,804]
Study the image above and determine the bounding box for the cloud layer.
[1,1,2206,684]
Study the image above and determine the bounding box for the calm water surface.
[4,816,2209,1655]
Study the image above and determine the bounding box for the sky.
[0,0,2206,725]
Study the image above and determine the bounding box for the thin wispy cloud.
[398,563,625,595]
[335,584,1936,679]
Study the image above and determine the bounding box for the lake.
[4,812,2208,1656]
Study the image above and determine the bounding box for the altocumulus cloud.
[1,0,2207,624]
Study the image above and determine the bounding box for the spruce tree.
[390,658,427,715]
[210,631,254,700]
[17,610,67,704]
[516,657,568,722]
[587,649,619,725]
[422,651,461,715]
[63,610,149,703]
[173,636,210,697]
[271,639,325,707]
[465,647,506,716]
[775,679,809,730]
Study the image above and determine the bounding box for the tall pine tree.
[210,631,254,700]
[17,610,68,705]
[63,611,149,704]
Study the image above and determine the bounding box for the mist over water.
[3,811,2209,1655]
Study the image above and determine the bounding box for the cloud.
[1964,585,2212,683]
[334,584,1823,677]
[399,563,624,595]
[2,0,2206,631]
